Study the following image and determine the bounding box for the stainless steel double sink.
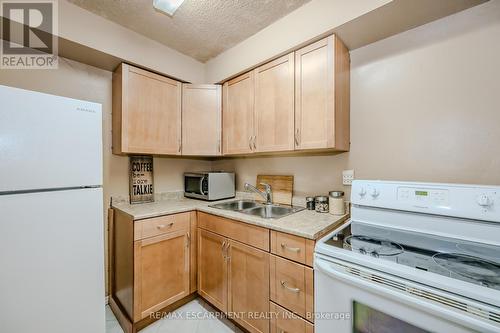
[209,199,304,219]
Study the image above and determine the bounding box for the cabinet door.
[222,71,255,155]
[122,64,182,155]
[197,229,228,312]
[228,240,270,333]
[133,229,189,321]
[254,53,295,153]
[294,36,333,150]
[182,84,222,156]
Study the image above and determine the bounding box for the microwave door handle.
[199,176,206,196]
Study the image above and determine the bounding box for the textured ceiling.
[67,0,312,62]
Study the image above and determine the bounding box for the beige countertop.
[112,196,349,240]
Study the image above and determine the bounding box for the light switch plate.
[343,170,354,186]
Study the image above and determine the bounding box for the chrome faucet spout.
[244,182,273,205]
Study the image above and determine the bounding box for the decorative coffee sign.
[129,156,154,204]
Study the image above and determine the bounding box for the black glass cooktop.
[325,222,500,290]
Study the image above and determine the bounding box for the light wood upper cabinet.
[133,230,190,322]
[197,228,228,312]
[222,72,255,155]
[112,63,182,155]
[254,53,295,152]
[182,84,222,156]
[228,240,270,333]
[295,35,350,151]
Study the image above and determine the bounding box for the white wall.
[204,0,391,82]
[213,0,500,197]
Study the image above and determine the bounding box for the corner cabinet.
[112,63,182,155]
[295,35,350,151]
[181,84,222,156]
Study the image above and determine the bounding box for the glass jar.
[329,191,345,215]
[306,196,315,210]
[315,196,329,213]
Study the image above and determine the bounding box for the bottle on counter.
[306,196,315,210]
[329,191,345,215]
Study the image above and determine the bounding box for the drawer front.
[198,212,269,251]
[135,212,190,240]
[271,231,314,266]
[270,255,313,320]
[270,302,314,333]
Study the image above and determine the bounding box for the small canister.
[329,191,345,215]
[315,196,329,213]
[306,196,315,210]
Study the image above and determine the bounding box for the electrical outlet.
[343,170,354,186]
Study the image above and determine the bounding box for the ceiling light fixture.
[153,0,185,16]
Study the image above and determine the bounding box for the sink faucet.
[244,182,273,205]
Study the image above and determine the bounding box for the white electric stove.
[314,180,500,333]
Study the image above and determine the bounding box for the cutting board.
[254,175,294,205]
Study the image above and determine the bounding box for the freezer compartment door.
[0,85,102,192]
[0,188,105,333]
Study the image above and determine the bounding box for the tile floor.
[106,298,242,333]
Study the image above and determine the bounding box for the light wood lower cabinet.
[110,210,195,332]
[270,255,314,322]
[197,228,228,312]
[197,226,270,333]
[228,240,270,333]
[112,210,316,333]
[270,302,314,333]
[134,230,189,321]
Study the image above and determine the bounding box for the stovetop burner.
[343,235,404,257]
[324,222,500,291]
[432,253,500,288]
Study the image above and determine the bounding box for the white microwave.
[184,172,235,201]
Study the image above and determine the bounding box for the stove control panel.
[351,180,500,223]
[397,187,449,206]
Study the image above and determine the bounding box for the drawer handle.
[280,280,300,293]
[281,243,301,253]
[156,222,174,229]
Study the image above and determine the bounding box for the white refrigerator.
[0,85,105,332]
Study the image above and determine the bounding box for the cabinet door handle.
[157,222,174,229]
[295,129,300,146]
[222,241,226,258]
[281,243,301,253]
[186,232,190,247]
[217,138,221,153]
[253,136,257,150]
[178,139,182,153]
[280,280,300,293]
[225,243,231,261]
[249,137,252,150]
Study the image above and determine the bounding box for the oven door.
[184,174,208,199]
[314,256,500,333]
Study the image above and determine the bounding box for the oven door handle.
[315,258,499,333]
